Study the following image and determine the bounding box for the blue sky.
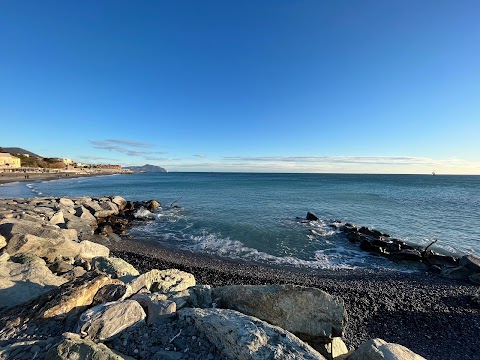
[1,1,479,173]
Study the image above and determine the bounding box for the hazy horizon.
[1,1,479,174]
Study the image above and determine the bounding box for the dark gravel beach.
[110,238,480,360]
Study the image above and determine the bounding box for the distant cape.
[124,164,167,173]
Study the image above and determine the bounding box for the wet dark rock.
[97,222,114,235]
[306,212,320,221]
[459,255,480,272]
[389,249,422,262]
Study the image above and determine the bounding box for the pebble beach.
[110,237,480,360]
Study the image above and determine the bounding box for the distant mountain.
[1,147,42,158]
[124,164,167,173]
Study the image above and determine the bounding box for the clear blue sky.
[1,1,479,173]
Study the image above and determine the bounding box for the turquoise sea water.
[1,173,479,270]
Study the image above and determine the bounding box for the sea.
[1,173,479,271]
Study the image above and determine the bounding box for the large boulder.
[84,200,119,218]
[5,235,108,263]
[168,285,213,309]
[128,269,196,294]
[93,282,129,305]
[92,256,139,279]
[74,206,99,227]
[180,308,325,360]
[131,293,177,325]
[459,255,480,273]
[62,211,95,238]
[0,261,68,308]
[6,234,82,263]
[49,211,65,225]
[59,198,75,207]
[348,338,426,360]
[212,284,346,339]
[111,196,127,210]
[35,271,112,319]
[45,332,133,360]
[76,300,146,341]
[78,240,110,260]
[0,218,77,242]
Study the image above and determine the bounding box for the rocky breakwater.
[305,211,480,284]
[0,197,426,360]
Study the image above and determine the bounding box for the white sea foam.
[133,207,156,219]
[186,231,361,270]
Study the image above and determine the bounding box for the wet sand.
[110,237,480,360]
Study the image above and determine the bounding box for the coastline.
[110,237,480,360]
[0,194,478,359]
[0,171,121,186]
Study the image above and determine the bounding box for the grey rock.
[45,332,133,360]
[76,300,146,341]
[459,255,480,272]
[128,269,196,294]
[0,261,67,308]
[92,256,140,279]
[0,218,78,242]
[6,233,82,263]
[78,240,110,260]
[59,198,75,207]
[10,252,47,265]
[441,265,476,279]
[168,285,213,309]
[74,206,98,227]
[348,338,426,360]
[212,284,346,339]
[132,293,177,325]
[179,308,325,360]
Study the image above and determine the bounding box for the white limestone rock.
[348,338,426,360]
[212,284,346,339]
[0,261,68,308]
[179,308,326,360]
[76,300,146,341]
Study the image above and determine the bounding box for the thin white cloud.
[77,155,120,162]
[104,139,154,148]
[89,139,167,160]
[169,155,480,174]
[223,155,437,166]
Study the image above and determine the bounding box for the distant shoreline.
[0,171,123,185]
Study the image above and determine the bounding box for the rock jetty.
[0,196,428,359]
[303,213,480,284]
